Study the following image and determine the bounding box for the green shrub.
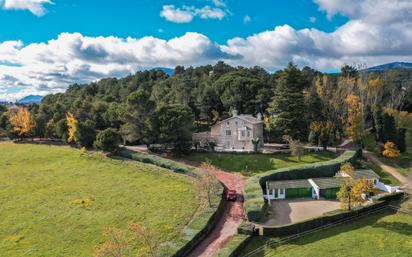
[93,128,120,152]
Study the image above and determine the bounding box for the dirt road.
[363,151,412,189]
[186,163,246,257]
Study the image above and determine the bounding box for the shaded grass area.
[241,212,412,257]
[185,152,336,176]
[0,142,199,256]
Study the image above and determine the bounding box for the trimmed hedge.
[244,149,361,223]
[118,148,201,177]
[116,148,225,257]
[262,191,404,237]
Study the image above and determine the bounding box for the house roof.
[352,169,380,180]
[215,115,263,126]
[268,179,311,189]
[312,178,344,189]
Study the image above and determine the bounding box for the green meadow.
[0,142,199,256]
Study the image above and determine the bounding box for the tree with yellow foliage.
[351,178,374,205]
[9,107,35,140]
[66,112,78,143]
[339,162,355,178]
[310,120,334,150]
[345,94,364,143]
[337,179,354,210]
[382,141,400,158]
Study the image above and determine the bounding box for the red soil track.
[187,166,246,257]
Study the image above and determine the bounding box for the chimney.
[232,109,238,117]
[256,113,262,120]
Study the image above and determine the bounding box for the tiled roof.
[352,169,380,180]
[268,179,311,189]
[215,115,263,125]
[312,178,344,189]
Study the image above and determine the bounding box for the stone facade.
[194,113,264,151]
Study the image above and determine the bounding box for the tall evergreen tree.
[382,113,397,143]
[268,63,308,141]
[372,105,384,142]
[396,128,407,153]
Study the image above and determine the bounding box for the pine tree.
[382,113,397,143]
[372,105,383,142]
[268,63,308,141]
[396,128,407,153]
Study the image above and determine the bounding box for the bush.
[94,128,120,152]
[76,120,96,148]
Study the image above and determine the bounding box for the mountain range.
[17,95,44,104]
[367,62,412,71]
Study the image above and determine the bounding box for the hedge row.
[244,149,361,222]
[117,148,201,178]
[262,191,404,237]
[116,148,225,257]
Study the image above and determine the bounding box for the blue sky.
[0,0,348,44]
[0,0,411,100]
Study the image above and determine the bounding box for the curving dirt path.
[363,150,412,189]
[179,160,247,257]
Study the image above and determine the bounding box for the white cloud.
[0,32,239,100]
[195,6,226,20]
[2,0,412,100]
[160,5,193,23]
[211,0,226,7]
[243,15,251,24]
[2,0,53,16]
[160,4,227,23]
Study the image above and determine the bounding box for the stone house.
[193,110,264,151]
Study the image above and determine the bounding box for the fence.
[240,203,410,257]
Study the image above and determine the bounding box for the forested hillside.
[0,62,411,152]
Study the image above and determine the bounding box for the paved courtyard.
[262,198,341,226]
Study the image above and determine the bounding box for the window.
[247,131,251,137]
[279,188,284,194]
[225,130,231,136]
[226,121,230,127]
[235,121,238,126]
[241,131,245,137]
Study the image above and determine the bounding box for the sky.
[0,0,412,100]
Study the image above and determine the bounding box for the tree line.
[0,61,411,153]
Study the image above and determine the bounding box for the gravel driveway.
[262,198,341,226]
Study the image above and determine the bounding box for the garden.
[0,142,205,256]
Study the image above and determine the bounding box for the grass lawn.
[185,151,336,176]
[241,212,412,257]
[0,142,199,256]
